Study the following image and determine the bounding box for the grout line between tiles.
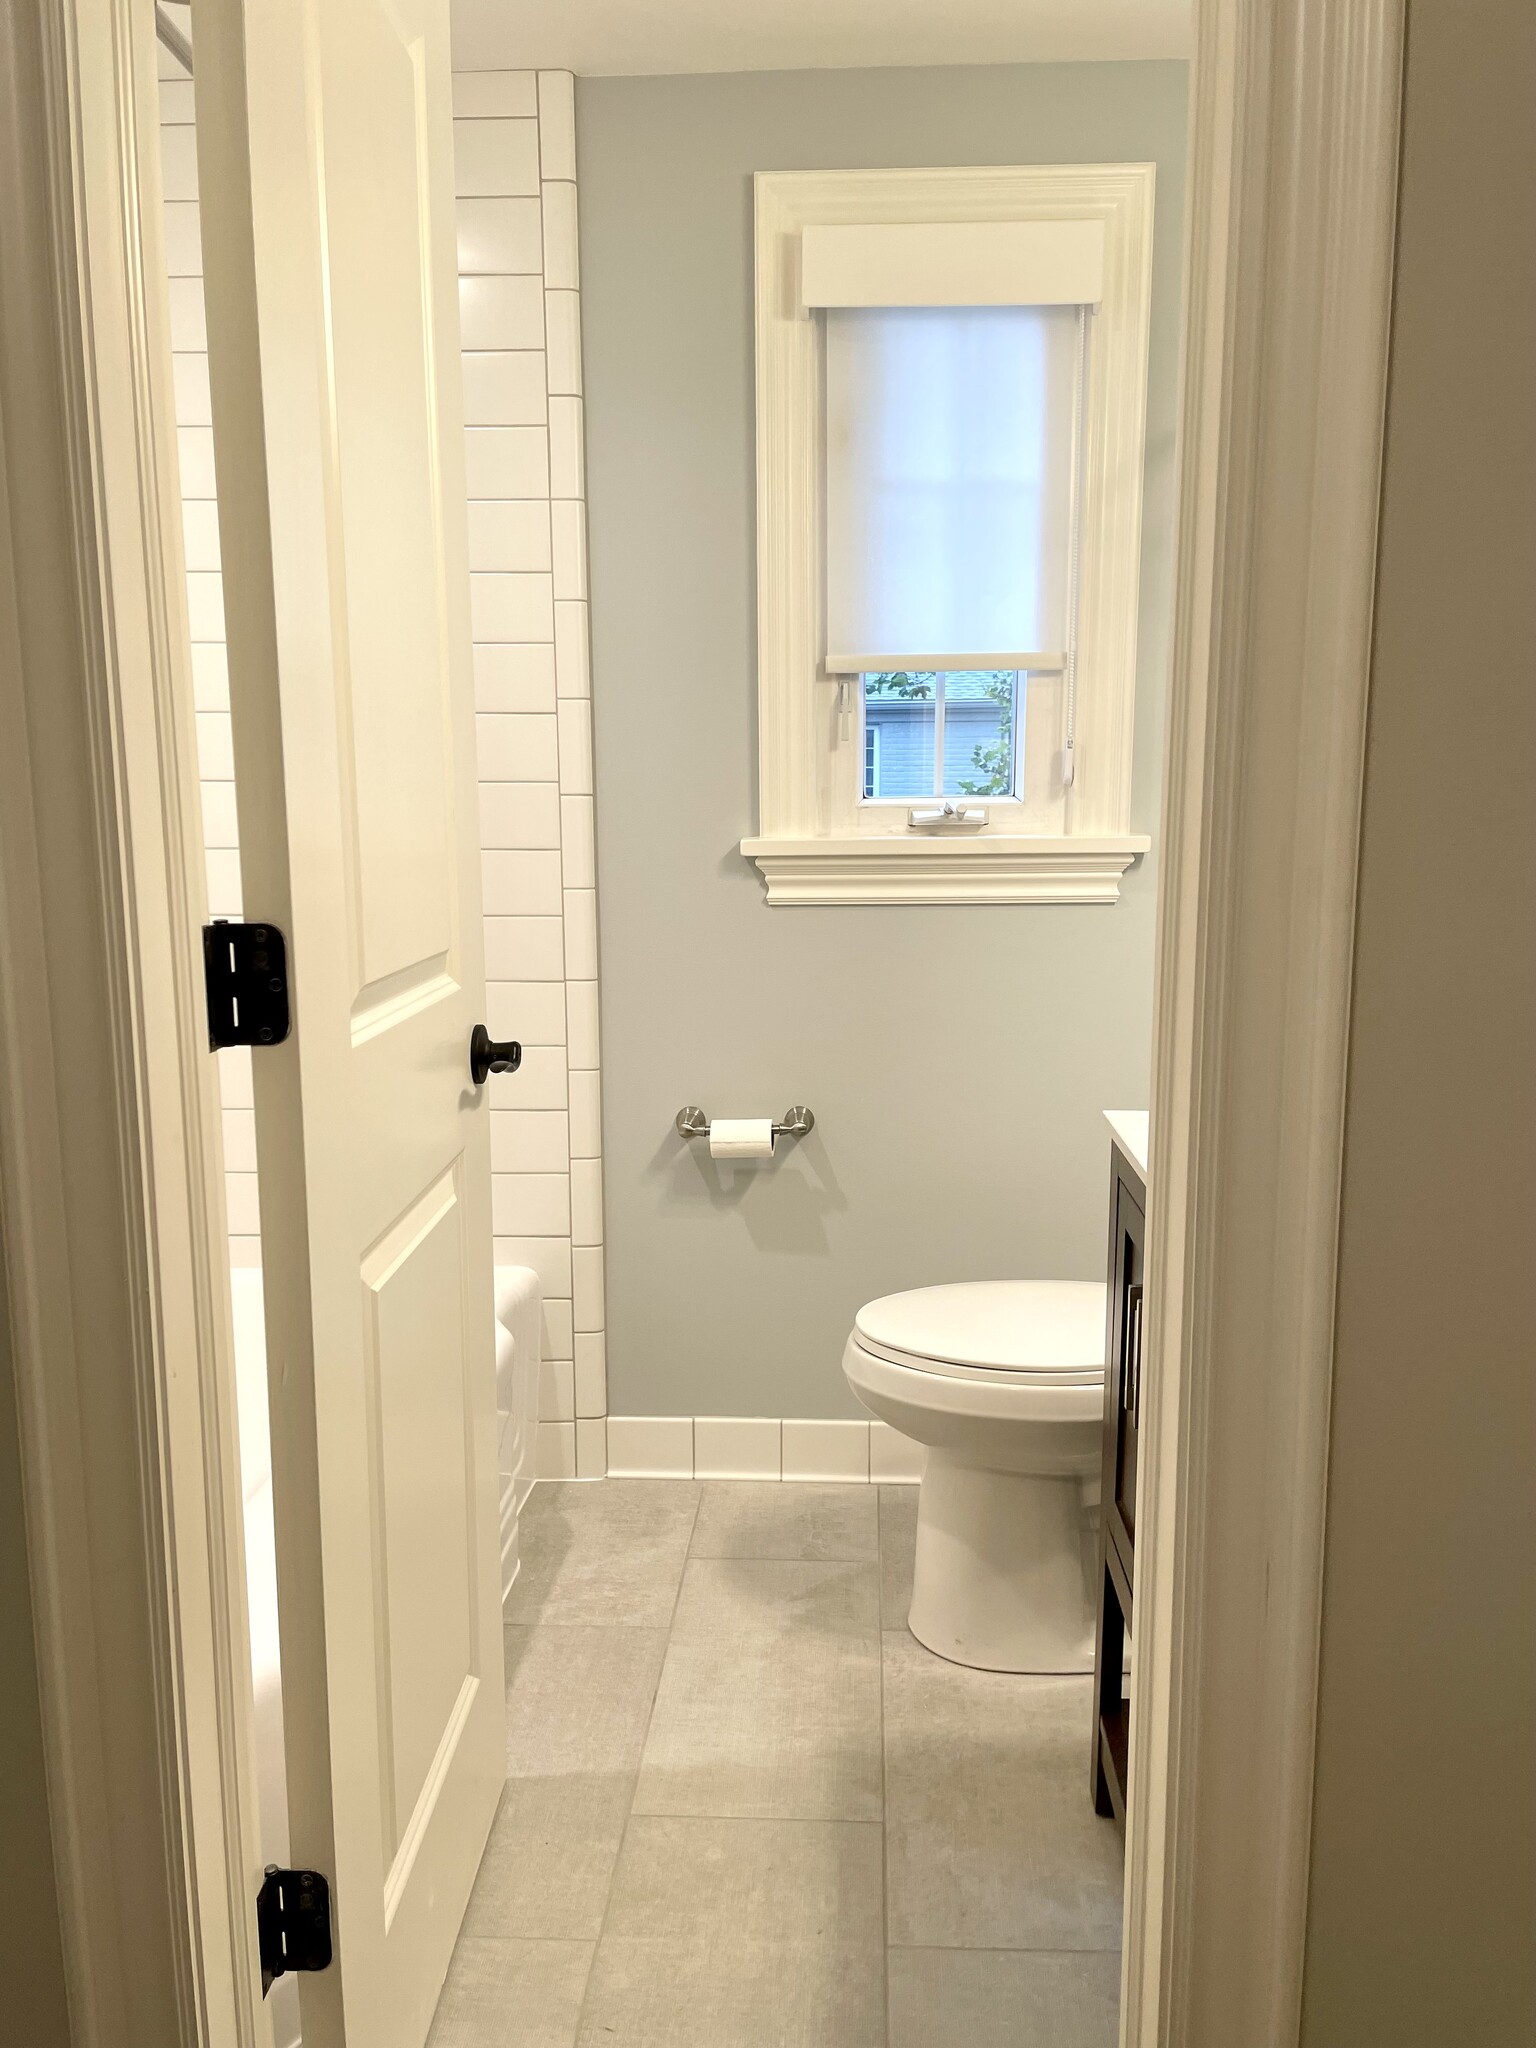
[569,1481,704,2044]
[460,1933,594,1950]
[502,1484,1117,2039]
[686,1552,878,1565]
[884,1937,1126,1955]
[502,1618,677,1632]
[599,1806,885,1831]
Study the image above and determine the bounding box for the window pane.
[861,670,1021,801]
[826,305,1080,664]
[862,673,937,799]
[943,671,1019,798]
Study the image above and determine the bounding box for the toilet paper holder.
[675,1105,815,1142]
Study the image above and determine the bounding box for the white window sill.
[739,834,1151,906]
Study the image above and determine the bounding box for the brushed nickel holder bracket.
[675,1105,815,1142]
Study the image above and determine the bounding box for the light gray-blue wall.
[578,62,1187,1419]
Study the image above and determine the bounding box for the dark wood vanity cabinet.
[1092,1133,1146,1826]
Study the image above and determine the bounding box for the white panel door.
[193,1,503,2041]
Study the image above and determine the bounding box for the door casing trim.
[1121,2,1403,2041]
[0,1,1404,2042]
[0,1,266,2041]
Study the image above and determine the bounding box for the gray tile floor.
[429,1480,1123,2047]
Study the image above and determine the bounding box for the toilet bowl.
[843,1280,1106,1673]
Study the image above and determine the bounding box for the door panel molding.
[360,1162,480,1887]
[195,0,501,2039]
[350,959,456,1045]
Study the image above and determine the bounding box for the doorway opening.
[15,0,1409,2039]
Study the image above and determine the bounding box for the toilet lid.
[854,1280,1106,1381]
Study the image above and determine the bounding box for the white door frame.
[1122,3,1402,2040]
[0,2,269,2043]
[0,1,1403,2043]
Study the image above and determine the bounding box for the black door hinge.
[256,1864,332,1995]
[203,919,291,1051]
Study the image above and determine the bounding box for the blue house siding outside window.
[861,671,1018,799]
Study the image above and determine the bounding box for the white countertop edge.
[1104,1108,1149,1180]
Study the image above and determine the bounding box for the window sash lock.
[908,802,988,830]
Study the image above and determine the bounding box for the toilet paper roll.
[708,1117,776,1162]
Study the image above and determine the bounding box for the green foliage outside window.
[956,674,1015,796]
[865,672,937,699]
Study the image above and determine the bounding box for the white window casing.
[744,164,1156,905]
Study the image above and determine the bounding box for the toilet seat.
[844,1334,1105,1427]
[853,1279,1106,1386]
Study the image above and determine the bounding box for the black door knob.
[470,1024,522,1086]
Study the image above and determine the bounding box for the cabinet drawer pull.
[1125,1281,1144,1422]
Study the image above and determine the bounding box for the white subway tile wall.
[159,64,608,1430]
[461,68,606,1430]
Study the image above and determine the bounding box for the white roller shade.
[802,219,1104,310]
[824,304,1081,671]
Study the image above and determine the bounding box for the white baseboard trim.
[603,1415,925,1483]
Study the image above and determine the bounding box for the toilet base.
[908,1451,1095,1673]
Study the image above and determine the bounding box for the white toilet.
[843,1279,1106,1673]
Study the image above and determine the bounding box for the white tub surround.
[493,1265,542,1594]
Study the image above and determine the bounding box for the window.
[744,166,1156,904]
[862,672,1020,801]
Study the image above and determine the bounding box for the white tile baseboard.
[694,1416,781,1479]
[604,1414,693,1478]
[599,1416,924,1483]
[782,1418,869,1482]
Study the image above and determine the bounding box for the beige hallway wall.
[1301,3,1536,2039]
[0,1260,71,2043]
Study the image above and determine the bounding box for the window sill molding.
[740,834,1150,906]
